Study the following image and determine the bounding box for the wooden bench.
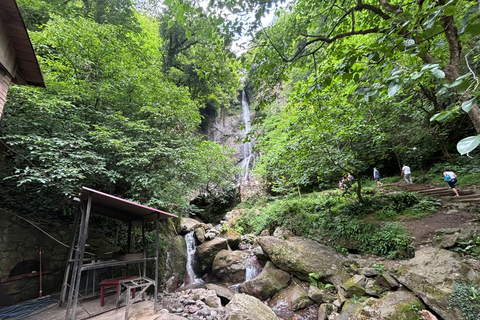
[99,276,137,307]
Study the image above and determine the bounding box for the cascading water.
[244,254,262,281]
[240,90,255,182]
[183,231,203,286]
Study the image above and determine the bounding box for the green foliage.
[450,281,480,320]
[236,191,415,259]
[308,272,334,291]
[452,234,480,258]
[370,262,385,276]
[0,2,241,219]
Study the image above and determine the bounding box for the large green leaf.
[457,135,480,155]
[387,83,401,97]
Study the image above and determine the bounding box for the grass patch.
[235,190,416,259]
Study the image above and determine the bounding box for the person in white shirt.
[443,168,459,197]
[401,164,413,184]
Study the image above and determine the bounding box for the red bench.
[99,276,137,307]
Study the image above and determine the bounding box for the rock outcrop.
[194,238,229,273]
[257,236,346,282]
[212,249,251,283]
[224,293,279,320]
[237,261,290,300]
[395,247,479,320]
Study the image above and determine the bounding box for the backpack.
[444,174,452,182]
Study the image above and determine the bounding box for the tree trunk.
[467,104,480,134]
[354,169,364,203]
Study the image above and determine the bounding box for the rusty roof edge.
[81,187,178,219]
[7,0,45,87]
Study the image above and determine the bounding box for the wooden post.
[66,194,92,320]
[154,213,159,313]
[59,209,80,306]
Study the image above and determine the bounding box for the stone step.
[452,198,480,203]
[447,193,479,200]
[401,185,436,191]
[416,189,458,196]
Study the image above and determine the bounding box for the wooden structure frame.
[59,187,177,320]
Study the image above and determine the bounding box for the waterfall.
[244,255,262,281]
[183,232,203,286]
[240,90,255,182]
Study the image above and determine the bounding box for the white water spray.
[240,91,255,182]
[183,231,203,286]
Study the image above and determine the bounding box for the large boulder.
[361,290,425,319]
[238,261,290,300]
[257,236,346,282]
[164,235,187,292]
[395,247,480,320]
[212,250,251,283]
[224,293,279,320]
[194,226,206,243]
[181,218,202,233]
[220,229,242,249]
[194,238,229,273]
[268,282,314,312]
[205,284,235,305]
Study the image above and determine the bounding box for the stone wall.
[0,209,71,306]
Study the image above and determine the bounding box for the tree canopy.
[0,0,241,218]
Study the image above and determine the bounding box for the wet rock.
[212,249,250,283]
[164,234,187,292]
[194,238,229,273]
[257,236,346,282]
[268,282,314,311]
[195,227,206,243]
[224,293,279,320]
[238,261,290,300]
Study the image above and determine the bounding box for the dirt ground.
[401,204,480,248]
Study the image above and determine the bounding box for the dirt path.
[394,182,480,248]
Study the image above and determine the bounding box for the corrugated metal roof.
[79,187,178,223]
[0,0,45,87]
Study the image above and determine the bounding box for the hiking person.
[373,167,383,187]
[401,164,413,184]
[443,168,459,197]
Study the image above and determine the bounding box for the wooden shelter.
[0,0,45,117]
[60,187,177,320]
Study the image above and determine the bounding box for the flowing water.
[183,232,203,286]
[240,90,255,182]
[244,254,262,281]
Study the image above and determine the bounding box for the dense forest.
[1,0,480,219]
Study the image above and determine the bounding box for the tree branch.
[377,0,403,14]
[301,27,380,43]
